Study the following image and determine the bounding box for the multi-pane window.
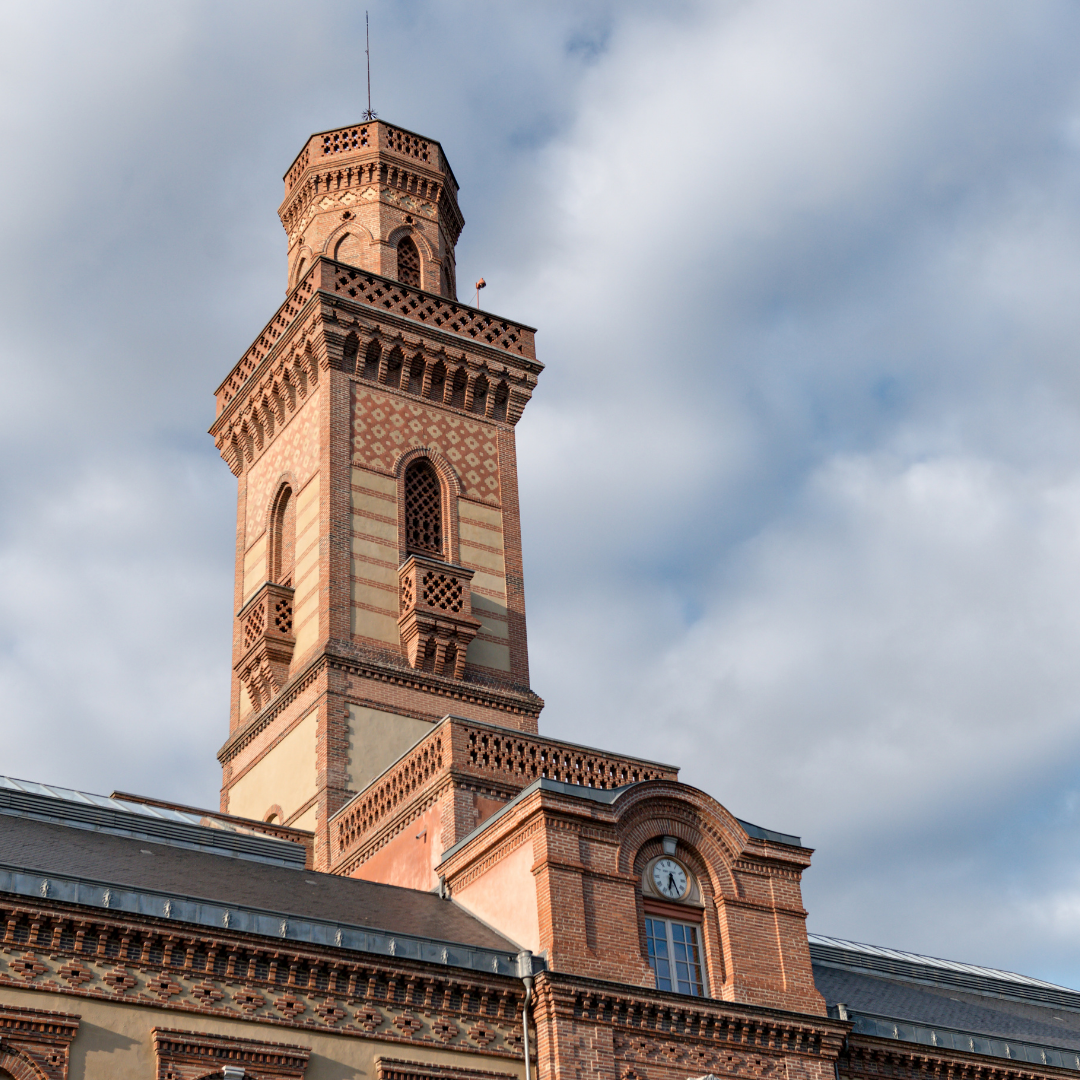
[645,917,704,996]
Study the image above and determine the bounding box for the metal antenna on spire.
[362,11,377,121]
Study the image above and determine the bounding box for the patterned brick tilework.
[245,387,322,540]
[352,386,501,506]
[0,900,528,1062]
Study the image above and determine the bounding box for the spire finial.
[362,11,377,121]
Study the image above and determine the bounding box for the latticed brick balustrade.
[330,717,678,866]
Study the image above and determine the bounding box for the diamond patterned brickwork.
[245,387,321,539]
[353,386,500,505]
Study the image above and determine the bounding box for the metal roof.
[809,935,1076,996]
[0,775,306,868]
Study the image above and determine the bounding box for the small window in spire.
[397,236,421,288]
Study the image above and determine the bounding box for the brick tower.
[210,121,544,869]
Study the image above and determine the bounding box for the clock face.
[652,858,688,900]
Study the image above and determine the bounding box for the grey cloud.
[4,0,1080,987]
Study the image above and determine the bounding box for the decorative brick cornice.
[0,896,527,1060]
[842,1033,1080,1080]
[217,648,545,766]
[152,1026,311,1079]
[376,1057,517,1080]
[535,972,846,1059]
[211,259,541,471]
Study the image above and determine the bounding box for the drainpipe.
[517,951,535,1080]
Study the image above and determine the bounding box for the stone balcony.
[398,555,481,680]
[234,582,296,712]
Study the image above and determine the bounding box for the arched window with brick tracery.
[397,236,421,288]
[404,459,443,558]
[269,484,296,587]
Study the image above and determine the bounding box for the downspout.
[518,951,535,1080]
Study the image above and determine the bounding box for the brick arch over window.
[395,448,462,564]
[396,235,421,288]
[268,480,297,587]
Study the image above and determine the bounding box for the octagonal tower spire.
[279,121,464,300]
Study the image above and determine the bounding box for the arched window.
[269,485,296,587]
[397,236,421,288]
[404,460,443,558]
[342,332,359,373]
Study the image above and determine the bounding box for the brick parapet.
[329,718,677,874]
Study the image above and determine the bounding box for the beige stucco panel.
[353,509,397,543]
[352,560,398,587]
[352,605,400,644]
[467,638,511,672]
[228,710,316,823]
[459,543,505,574]
[352,535,397,563]
[475,613,509,640]
[0,986,524,1080]
[459,518,504,549]
[470,571,506,597]
[243,532,267,604]
[353,465,397,497]
[348,705,433,792]
[458,498,502,528]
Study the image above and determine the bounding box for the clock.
[652,857,688,900]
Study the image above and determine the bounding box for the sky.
[3,0,1080,986]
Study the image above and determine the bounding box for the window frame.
[644,915,706,997]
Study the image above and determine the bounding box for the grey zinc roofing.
[0,775,305,867]
[0,813,519,961]
[811,935,1080,1071]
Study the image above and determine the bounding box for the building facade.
[1,118,1079,1080]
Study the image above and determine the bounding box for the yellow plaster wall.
[242,532,267,605]
[227,710,317,824]
[351,467,399,645]
[348,705,432,792]
[457,499,511,672]
[292,473,321,659]
[0,985,524,1080]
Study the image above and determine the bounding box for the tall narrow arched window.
[269,485,296,587]
[397,236,421,288]
[404,460,443,558]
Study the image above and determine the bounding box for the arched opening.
[269,485,296,587]
[406,353,425,396]
[335,232,365,267]
[450,367,468,409]
[384,345,404,389]
[404,459,443,558]
[294,256,307,284]
[492,380,509,422]
[428,360,447,402]
[342,332,359,373]
[472,373,489,415]
[396,235,421,288]
[362,339,381,381]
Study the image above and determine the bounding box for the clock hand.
[668,873,676,894]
